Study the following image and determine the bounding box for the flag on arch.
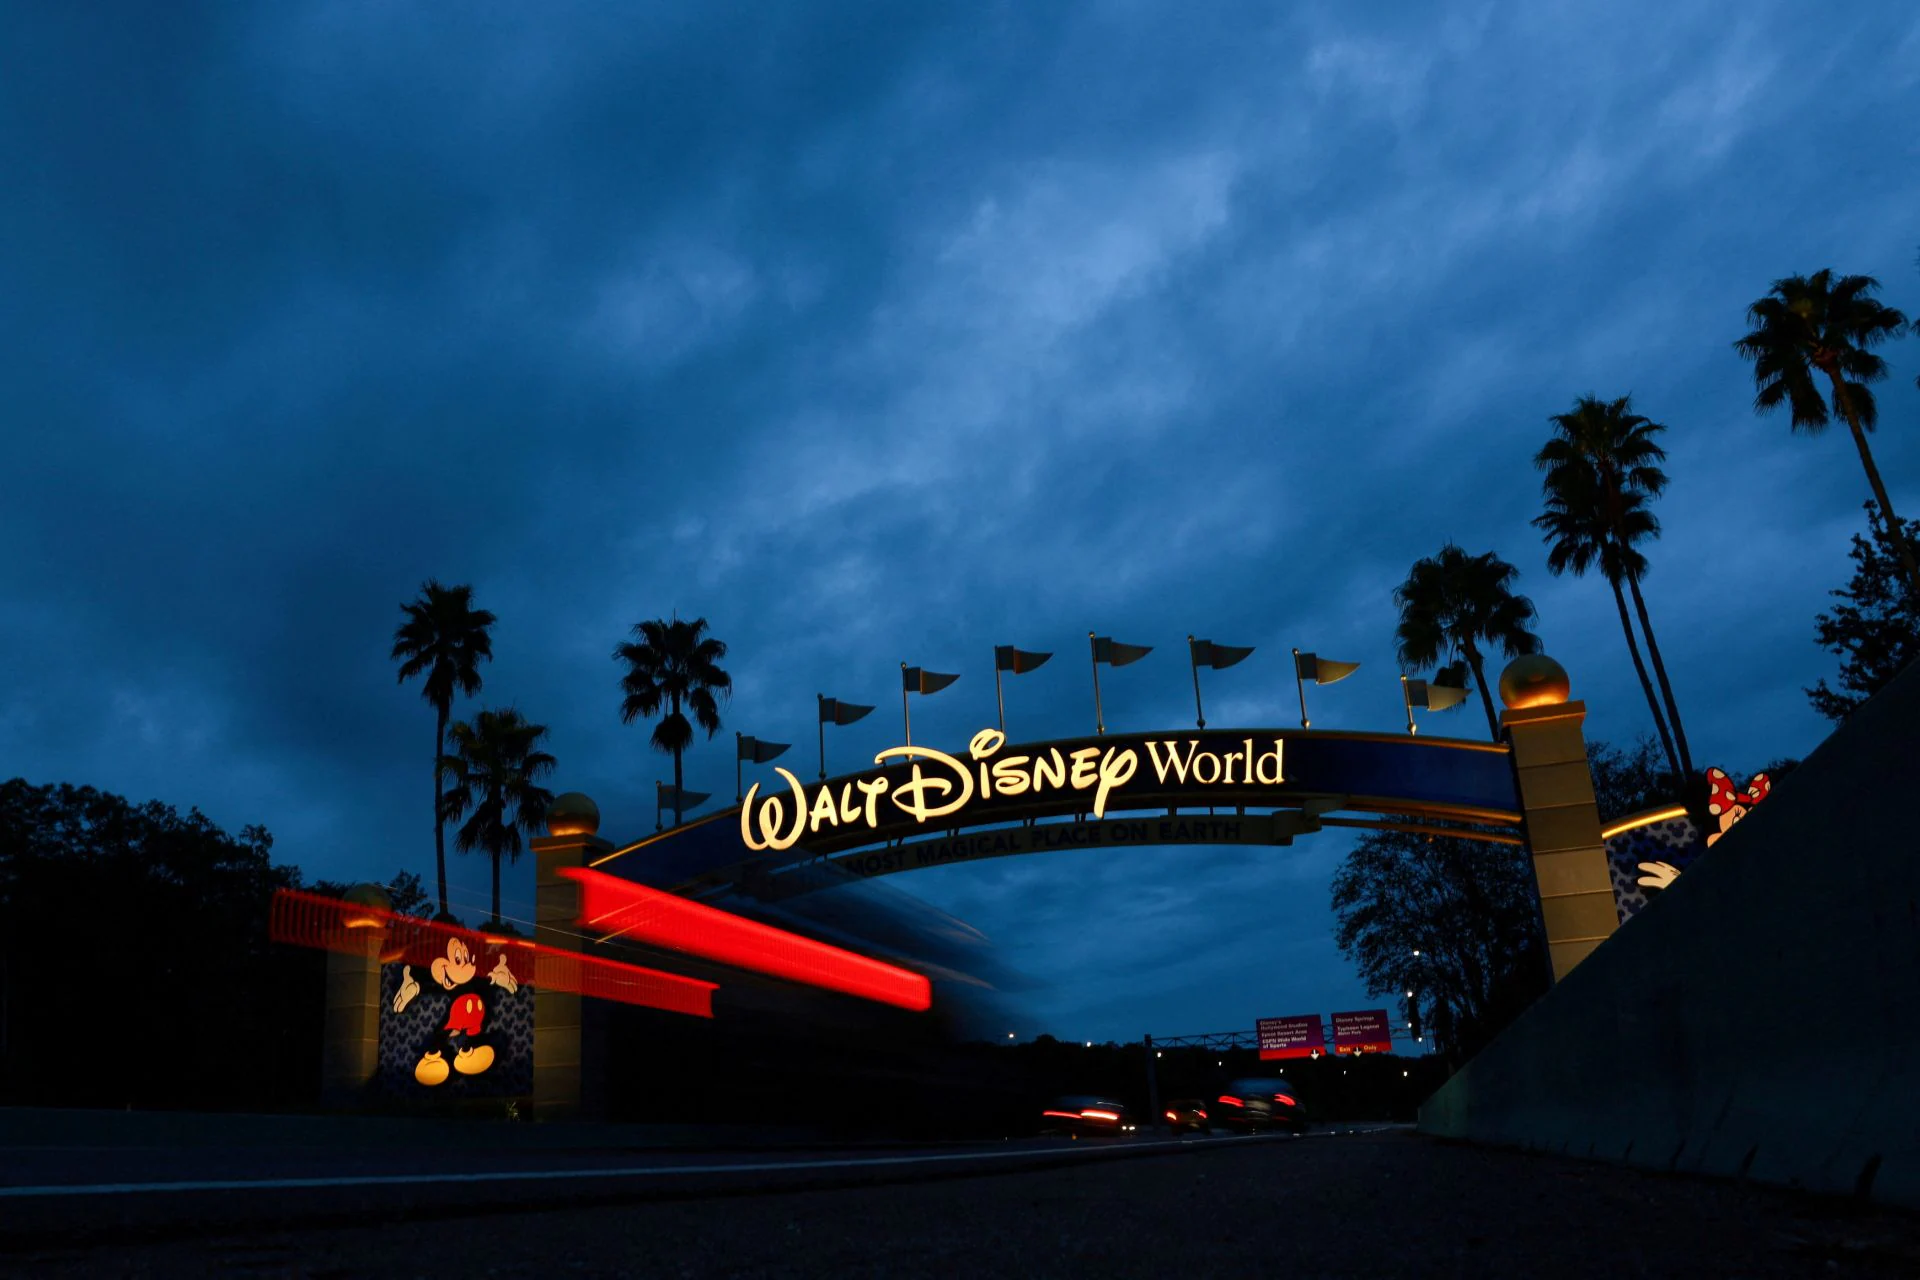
[1091,636,1153,666]
[994,645,1052,675]
[1189,638,1255,670]
[903,666,960,695]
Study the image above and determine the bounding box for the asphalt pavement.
[4,1126,1920,1277]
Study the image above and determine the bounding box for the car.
[1162,1098,1210,1134]
[1211,1077,1306,1134]
[1039,1095,1138,1137]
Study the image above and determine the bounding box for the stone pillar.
[531,792,611,1121]
[320,885,389,1108]
[1498,656,1617,983]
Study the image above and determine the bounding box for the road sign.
[1256,1014,1325,1060]
[1331,1009,1394,1055]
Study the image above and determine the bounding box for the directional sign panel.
[1331,1009,1394,1055]
[1256,1014,1325,1060]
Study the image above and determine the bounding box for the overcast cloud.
[5,1,1918,1042]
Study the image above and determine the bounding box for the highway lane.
[5,1128,1918,1277]
[0,1125,1333,1247]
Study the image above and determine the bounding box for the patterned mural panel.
[1604,814,1703,923]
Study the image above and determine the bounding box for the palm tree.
[439,709,556,927]
[1735,270,1918,600]
[391,581,496,918]
[1393,545,1541,739]
[614,617,731,825]
[1535,395,1692,777]
[1535,463,1681,781]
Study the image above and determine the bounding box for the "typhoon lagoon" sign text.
[740,729,1286,852]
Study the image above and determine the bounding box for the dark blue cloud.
[4,1,1918,1040]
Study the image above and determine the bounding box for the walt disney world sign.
[736,727,1522,858]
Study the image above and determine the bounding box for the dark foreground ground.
[5,1129,1918,1278]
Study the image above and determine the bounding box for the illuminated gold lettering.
[877,745,974,823]
[1092,748,1138,818]
[1069,747,1101,790]
[809,786,841,831]
[991,755,1031,796]
[1255,739,1285,785]
[856,776,889,825]
[969,730,1005,800]
[1146,739,1201,783]
[746,730,1286,852]
[740,767,809,852]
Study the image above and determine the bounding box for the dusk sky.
[5,3,1918,1044]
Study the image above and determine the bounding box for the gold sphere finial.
[1498,654,1571,709]
[342,882,392,929]
[548,792,601,837]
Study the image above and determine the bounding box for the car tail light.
[1081,1108,1120,1121]
[1273,1094,1297,1106]
[1165,1111,1177,1121]
[1042,1110,1081,1120]
[1217,1095,1243,1107]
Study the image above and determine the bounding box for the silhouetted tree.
[1535,395,1691,777]
[1735,270,1918,600]
[0,780,313,1110]
[614,617,731,825]
[1587,737,1681,819]
[310,869,433,918]
[439,709,556,928]
[1330,825,1547,1066]
[1807,504,1920,722]
[1393,545,1540,739]
[391,581,496,918]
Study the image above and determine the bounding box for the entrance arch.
[592,725,1526,901]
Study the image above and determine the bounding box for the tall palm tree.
[439,708,556,927]
[391,581,496,918]
[614,617,731,825]
[1393,544,1541,739]
[1535,395,1692,777]
[1735,270,1917,600]
[1535,464,1681,781]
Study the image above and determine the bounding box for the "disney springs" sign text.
[740,729,1286,853]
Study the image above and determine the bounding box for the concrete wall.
[1420,659,1920,1207]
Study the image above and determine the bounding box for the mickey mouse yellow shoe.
[453,1044,495,1076]
[414,1051,450,1086]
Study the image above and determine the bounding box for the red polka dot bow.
[1705,767,1770,817]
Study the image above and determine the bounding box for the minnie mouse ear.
[1705,767,1737,816]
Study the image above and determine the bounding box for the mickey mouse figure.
[1703,767,1771,848]
[393,935,520,1086]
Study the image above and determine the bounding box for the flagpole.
[1401,676,1415,736]
[901,664,914,747]
[817,694,827,781]
[1089,632,1105,735]
[1292,648,1310,729]
[1188,636,1206,729]
[736,732,744,802]
[655,781,664,832]
[995,659,1006,736]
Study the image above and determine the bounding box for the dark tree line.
[0,779,421,1111]
[1808,504,1920,722]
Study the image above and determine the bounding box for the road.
[3,1127,1917,1277]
